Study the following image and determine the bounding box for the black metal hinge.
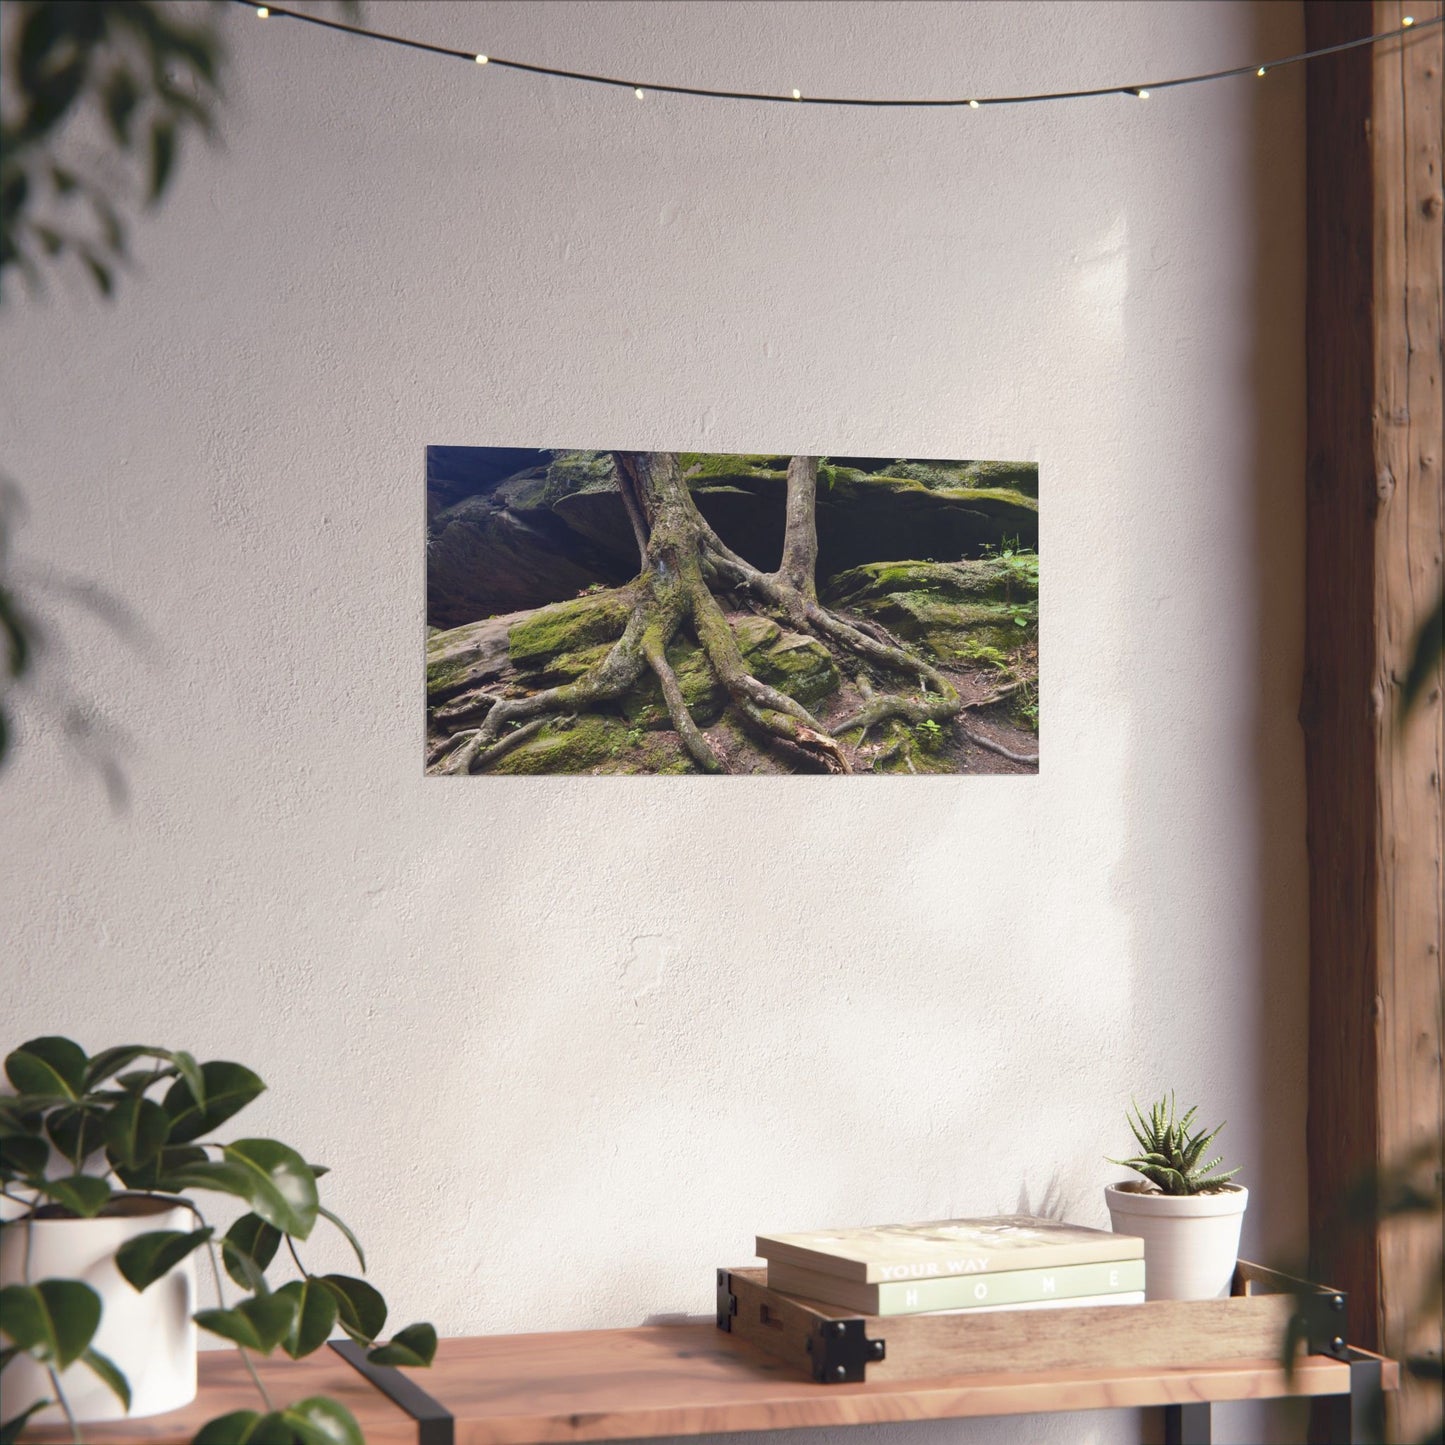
[805,1317,886,1383]
[1296,1284,1351,1362]
[716,1268,738,1331]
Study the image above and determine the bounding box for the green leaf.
[0,1133,48,1181]
[84,1045,167,1090]
[194,1292,298,1354]
[0,1280,101,1367]
[0,1400,53,1444]
[282,1397,365,1445]
[5,1037,86,1099]
[318,1206,366,1273]
[276,1278,338,1359]
[104,1094,171,1168]
[367,1322,437,1368]
[116,1227,213,1291]
[45,1103,105,1166]
[169,1051,206,1113]
[162,1062,264,1144]
[317,1275,385,1345]
[81,1346,131,1410]
[116,1142,207,1191]
[192,1410,296,1445]
[219,1139,318,1240]
[222,1213,281,1290]
[115,1066,177,1093]
[36,1174,112,1217]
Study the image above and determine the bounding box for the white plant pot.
[1105,1181,1248,1301]
[0,1194,198,1423]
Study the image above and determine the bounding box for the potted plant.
[0,1036,436,1444]
[1104,1093,1248,1301]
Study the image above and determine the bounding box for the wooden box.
[716,1261,1351,1384]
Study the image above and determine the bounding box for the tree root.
[957,726,1039,766]
[426,450,1036,776]
[643,635,722,774]
[436,715,551,774]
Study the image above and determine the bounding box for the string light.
[234,2,1440,110]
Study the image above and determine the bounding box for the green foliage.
[0,1036,435,1444]
[1108,1092,1240,1196]
[1,1,223,301]
[913,717,944,749]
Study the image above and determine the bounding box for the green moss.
[542,450,617,506]
[960,460,1038,495]
[929,485,1039,513]
[425,655,472,697]
[823,559,1037,663]
[827,558,1036,607]
[490,714,693,776]
[619,616,840,727]
[507,590,631,670]
[678,453,790,478]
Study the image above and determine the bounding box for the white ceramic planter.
[1105,1181,1248,1301]
[0,1195,198,1423]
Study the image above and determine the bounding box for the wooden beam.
[1304,2,1444,1439]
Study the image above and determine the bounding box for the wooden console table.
[24,1322,1397,1445]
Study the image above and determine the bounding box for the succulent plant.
[1110,1093,1241,1196]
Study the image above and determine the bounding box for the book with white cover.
[767,1257,1146,1315]
[932,1291,1145,1315]
[757,1215,1143,1284]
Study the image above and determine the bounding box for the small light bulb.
[634,87,644,100]
[968,99,980,109]
[475,53,488,64]
[256,4,268,14]
[1256,66,1267,77]
[792,88,802,100]
[1136,88,1149,100]
[1402,14,1415,24]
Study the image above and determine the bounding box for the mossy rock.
[679,453,791,478]
[507,589,633,671]
[489,714,692,776]
[542,451,619,506]
[828,557,1035,607]
[959,460,1038,496]
[426,613,514,702]
[824,558,1037,662]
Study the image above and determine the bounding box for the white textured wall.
[1,2,1307,1441]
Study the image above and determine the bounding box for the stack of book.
[756,1214,1145,1317]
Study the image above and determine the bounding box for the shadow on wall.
[1115,2,1309,1444]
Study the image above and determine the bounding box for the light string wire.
[234,1,1440,107]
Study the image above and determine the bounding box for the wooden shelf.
[22,1322,1399,1445]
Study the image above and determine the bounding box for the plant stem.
[45,1365,81,1445]
[200,1216,273,1412]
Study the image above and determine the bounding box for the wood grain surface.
[20,1348,417,1445]
[1303,4,1444,1439]
[17,1325,1397,1445]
